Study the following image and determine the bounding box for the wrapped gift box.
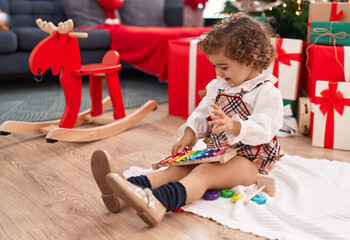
[308,2,350,43]
[312,81,350,150]
[263,38,304,116]
[302,43,350,137]
[168,37,216,119]
[303,44,350,102]
[310,22,350,46]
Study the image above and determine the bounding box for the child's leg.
[104,155,258,226]
[180,155,259,203]
[147,165,196,188]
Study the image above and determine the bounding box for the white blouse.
[178,74,284,146]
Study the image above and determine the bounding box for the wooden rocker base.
[0,97,158,143]
[0,96,113,135]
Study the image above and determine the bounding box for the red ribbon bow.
[307,3,344,28]
[314,82,350,148]
[272,38,302,84]
[330,2,344,21]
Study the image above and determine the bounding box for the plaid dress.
[206,83,284,175]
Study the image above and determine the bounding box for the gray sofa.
[0,0,183,79]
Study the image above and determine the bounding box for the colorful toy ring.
[231,193,243,203]
[202,190,220,200]
[220,189,234,198]
[251,194,266,204]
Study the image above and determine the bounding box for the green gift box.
[310,22,350,46]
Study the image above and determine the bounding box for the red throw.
[99,24,210,82]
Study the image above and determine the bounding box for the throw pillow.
[0,8,9,30]
[118,0,165,26]
[61,0,121,27]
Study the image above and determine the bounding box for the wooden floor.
[0,103,349,240]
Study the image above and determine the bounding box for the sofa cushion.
[0,0,9,13]
[12,27,48,51]
[76,29,111,50]
[0,29,17,53]
[119,0,166,26]
[164,0,183,26]
[13,27,110,51]
[61,0,112,27]
[8,0,66,28]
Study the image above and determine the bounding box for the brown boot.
[106,172,166,227]
[91,150,125,212]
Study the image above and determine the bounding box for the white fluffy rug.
[123,154,350,240]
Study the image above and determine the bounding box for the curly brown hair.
[198,12,277,72]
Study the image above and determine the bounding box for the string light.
[221,0,309,39]
[224,1,305,17]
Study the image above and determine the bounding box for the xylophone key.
[192,149,208,160]
[189,151,202,160]
[168,153,185,163]
[200,149,213,159]
[185,150,200,160]
[203,149,220,158]
[160,155,174,164]
[214,148,228,157]
[175,150,196,162]
[183,150,190,161]
[187,150,202,160]
[159,153,181,165]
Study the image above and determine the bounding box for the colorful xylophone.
[152,148,237,170]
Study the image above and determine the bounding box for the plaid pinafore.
[206,82,284,175]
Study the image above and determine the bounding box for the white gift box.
[312,80,350,150]
[263,38,304,101]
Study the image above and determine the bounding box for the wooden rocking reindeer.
[0,19,157,143]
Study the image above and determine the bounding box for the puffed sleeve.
[178,79,218,142]
[226,82,284,146]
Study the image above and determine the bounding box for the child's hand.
[209,103,241,136]
[171,127,195,155]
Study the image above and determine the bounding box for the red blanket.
[99,25,210,82]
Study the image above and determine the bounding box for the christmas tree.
[222,0,310,40]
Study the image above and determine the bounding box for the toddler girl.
[91,12,284,227]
